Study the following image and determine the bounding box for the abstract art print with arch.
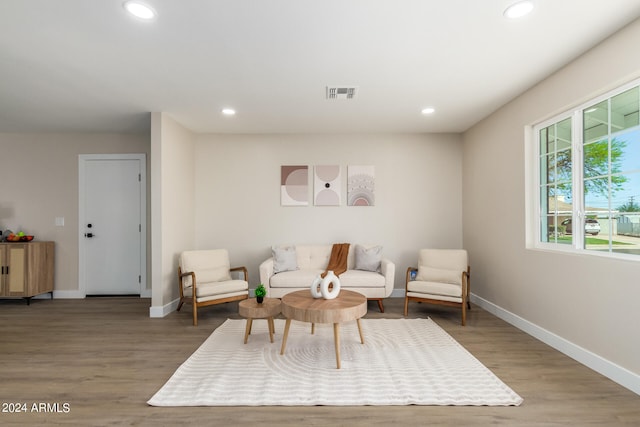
[348,165,375,206]
[314,165,341,206]
[281,165,309,206]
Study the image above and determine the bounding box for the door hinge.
[139,224,141,232]
[138,275,141,283]
[138,173,141,182]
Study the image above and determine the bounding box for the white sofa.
[259,244,395,312]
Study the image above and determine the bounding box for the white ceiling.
[1,1,640,135]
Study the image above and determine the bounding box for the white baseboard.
[390,289,404,298]
[51,290,153,299]
[471,293,640,396]
[52,290,85,299]
[149,298,180,318]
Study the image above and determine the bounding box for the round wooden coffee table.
[238,298,281,344]
[280,289,367,369]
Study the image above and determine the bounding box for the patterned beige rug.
[148,318,523,406]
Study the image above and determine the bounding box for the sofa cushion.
[354,244,382,272]
[271,269,322,288]
[272,246,298,273]
[338,270,386,287]
[270,269,385,289]
[295,245,332,270]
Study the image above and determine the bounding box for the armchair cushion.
[354,244,382,272]
[272,246,298,273]
[183,279,248,298]
[180,249,232,288]
[407,280,461,298]
[419,249,467,271]
[416,266,461,285]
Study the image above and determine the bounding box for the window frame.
[529,77,640,262]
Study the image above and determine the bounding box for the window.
[534,79,640,259]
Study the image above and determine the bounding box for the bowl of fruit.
[5,231,34,242]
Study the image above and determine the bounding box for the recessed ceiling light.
[421,107,435,115]
[504,1,534,19]
[221,108,236,116]
[124,1,156,20]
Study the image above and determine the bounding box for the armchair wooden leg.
[403,297,409,316]
[193,304,198,326]
[461,304,466,326]
[177,300,183,311]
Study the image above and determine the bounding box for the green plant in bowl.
[255,284,267,303]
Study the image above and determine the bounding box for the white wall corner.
[470,293,640,396]
[523,124,535,248]
[149,298,180,318]
[390,289,405,298]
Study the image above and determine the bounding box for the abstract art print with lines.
[281,165,309,206]
[348,165,375,206]
[314,165,341,206]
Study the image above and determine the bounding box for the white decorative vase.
[321,270,341,300]
[310,274,323,298]
[310,271,341,299]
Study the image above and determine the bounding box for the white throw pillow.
[416,266,461,285]
[272,246,298,273]
[354,245,382,272]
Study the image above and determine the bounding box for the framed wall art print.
[347,165,375,206]
[281,165,309,206]
[314,165,341,206]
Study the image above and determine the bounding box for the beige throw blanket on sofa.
[321,243,350,278]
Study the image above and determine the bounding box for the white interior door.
[79,154,146,295]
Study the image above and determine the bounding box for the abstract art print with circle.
[281,165,309,206]
[348,165,375,206]
[314,165,341,206]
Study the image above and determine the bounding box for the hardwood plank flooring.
[0,297,638,426]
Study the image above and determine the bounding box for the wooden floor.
[0,297,638,426]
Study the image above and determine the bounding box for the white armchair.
[404,249,470,326]
[177,249,249,326]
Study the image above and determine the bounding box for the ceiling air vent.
[326,86,358,100]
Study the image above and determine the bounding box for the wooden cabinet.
[0,241,54,303]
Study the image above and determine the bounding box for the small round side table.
[238,297,281,344]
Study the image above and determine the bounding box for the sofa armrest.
[380,258,395,297]
[259,257,275,296]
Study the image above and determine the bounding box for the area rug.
[148,318,523,406]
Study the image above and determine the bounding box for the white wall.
[0,133,149,295]
[193,133,463,290]
[463,18,640,388]
[150,113,196,314]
